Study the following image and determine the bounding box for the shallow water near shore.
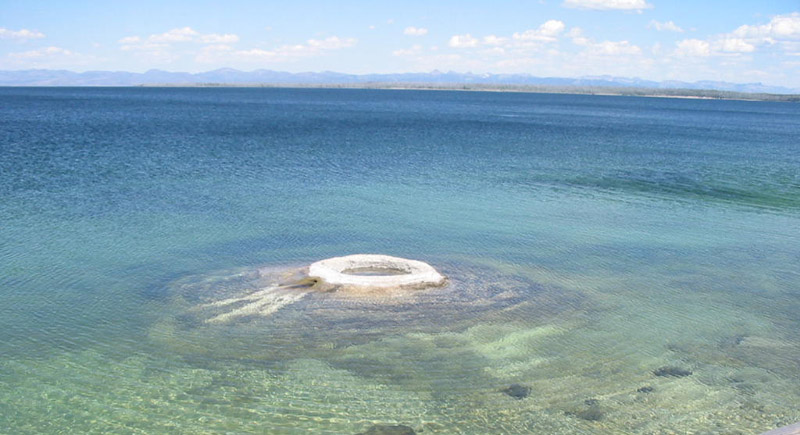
[1,87,799,433]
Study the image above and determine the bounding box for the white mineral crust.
[308,254,446,289]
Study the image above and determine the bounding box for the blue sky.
[2,0,799,87]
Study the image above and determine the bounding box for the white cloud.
[448,20,565,52]
[649,20,684,33]
[592,40,641,55]
[227,48,276,60]
[572,38,641,56]
[772,14,800,37]
[513,20,565,42]
[196,35,357,64]
[449,34,479,48]
[195,44,235,63]
[199,33,240,44]
[373,15,797,88]
[307,36,357,49]
[149,27,198,43]
[402,21,650,78]
[540,20,567,36]
[404,26,428,36]
[675,39,710,56]
[667,14,799,59]
[117,28,244,62]
[567,27,591,45]
[563,0,652,11]
[719,38,755,53]
[733,12,800,40]
[119,27,241,48]
[567,27,641,55]
[9,46,72,59]
[0,27,46,40]
[572,36,591,46]
[483,35,508,46]
[724,13,800,56]
[5,45,95,69]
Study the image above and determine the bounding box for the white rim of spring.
[308,254,446,289]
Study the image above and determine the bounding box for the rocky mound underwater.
[148,256,585,363]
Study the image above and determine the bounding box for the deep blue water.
[1,87,799,433]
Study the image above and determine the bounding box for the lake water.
[1,87,799,434]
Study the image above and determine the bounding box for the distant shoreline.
[135,82,800,102]
[4,69,798,101]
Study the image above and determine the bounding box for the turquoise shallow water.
[1,87,799,433]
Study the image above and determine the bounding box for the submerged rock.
[566,398,606,422]
[565,406,605,422]
[574,407,604,421]
[357,424,416,435]
[653,366,693,377]
[502,383,531,399]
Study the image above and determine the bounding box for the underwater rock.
[566,407,605,422]
[653,366,693,377]
[357,424,416,435]
[502,383,531,399]
[637,386,654,393]
[566,398,606,422]
[575,407,604,421]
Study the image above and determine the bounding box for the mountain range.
[1,68,797,95]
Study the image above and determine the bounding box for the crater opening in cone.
[342,267,410,276]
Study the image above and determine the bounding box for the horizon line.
[2,68,798,95]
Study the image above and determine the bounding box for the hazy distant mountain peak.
[0,68,797,94]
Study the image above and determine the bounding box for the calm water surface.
[1,87,799,433]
